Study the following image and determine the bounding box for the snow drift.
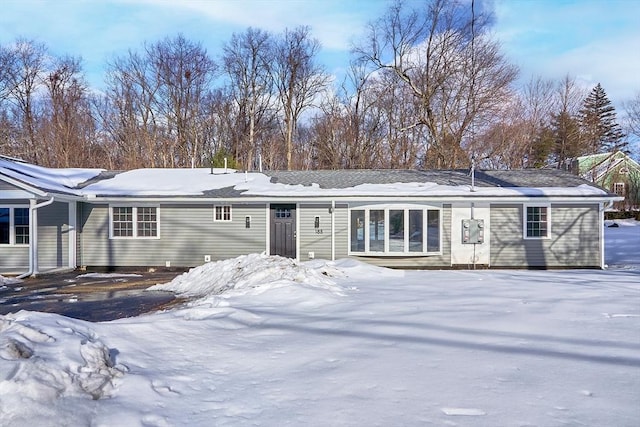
[0,223,638,426]
[150,252,345,300]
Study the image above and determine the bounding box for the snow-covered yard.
[1,221,639,426]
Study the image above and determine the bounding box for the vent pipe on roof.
[224,157,228,174]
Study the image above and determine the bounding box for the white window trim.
[0,205,30,246]
[213,205,233,222]
[523,204,551,240]
[613,182,625,196]
[109,205,160,239]
[348,204,442,256]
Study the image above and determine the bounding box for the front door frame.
[269,203,297,259]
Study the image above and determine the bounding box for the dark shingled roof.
[476,169,599,188]
[263,168,600,190]
[265,169,479,188]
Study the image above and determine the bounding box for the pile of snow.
[0,312,126,424]
[0,275,21,286]
[150,253,345,301]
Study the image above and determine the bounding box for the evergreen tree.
[551,110,582,167]
[530,124,554,168]
[579,83,626,153]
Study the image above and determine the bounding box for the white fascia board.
[47,193,84,202]
[82,194,622,205]
[0,189,37,199]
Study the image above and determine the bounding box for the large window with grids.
[349,205,441,255]
[110,206,159,238]
[524,205,549,238]
[0,206,29,245]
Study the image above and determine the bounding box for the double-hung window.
[0,206,29,245]
[613,182,625,196]
[524,205,549,238]
[214,205,232,222]
[349,205,441,255]
[110,206,159,238]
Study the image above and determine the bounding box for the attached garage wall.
[37,201,69,269]
[490,203,601,268]
[78,202,267,268]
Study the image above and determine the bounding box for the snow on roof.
[0,157,103,195]
[0,157,613,199]
[82,168,254,196]
[81,168,610,198]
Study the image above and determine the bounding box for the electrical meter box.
[462,219,485,244]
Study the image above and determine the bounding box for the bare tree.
[273,26,330,170]
[150,35,218,167]
[103,49,163,168]
[2,39,49,163]
[102,35,218,168]
[623,91,640,142]
[354,0,518,169]
[478,76,556,169]
[223,27,276,170]
[310,63,387,169]
[551,75,587,167]
[0,45,16,102]
[41,56,98,167]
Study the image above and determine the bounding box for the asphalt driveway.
[0,269,186,322]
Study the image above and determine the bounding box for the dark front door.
[270,204,296,258]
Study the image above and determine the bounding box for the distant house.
[0,155,622,276]
[570,151,640,211]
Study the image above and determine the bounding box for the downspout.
[331,200,335,261]
[18,197,55,279]
[600,200,614,269]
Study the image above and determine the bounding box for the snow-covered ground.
[1,222,639,426]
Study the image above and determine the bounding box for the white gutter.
[18,196,55,279]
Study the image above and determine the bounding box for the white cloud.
[493,0,640,107]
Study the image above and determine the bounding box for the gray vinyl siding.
[0,200,30,272]
[78,202,267,268]
[0,247,29,272]
[0,180,21,191]
[0,201,70,273]
[37,201,69,269]
[346,203,452,269]
[298,203,349,261]
[490,203,600,268]
[333,203,349,259]
[299,204,332,260]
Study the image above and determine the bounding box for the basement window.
[0,206,29,245]
[110,206,159,239]
[349,205,441,255]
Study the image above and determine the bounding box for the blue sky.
[1,0,639,109]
